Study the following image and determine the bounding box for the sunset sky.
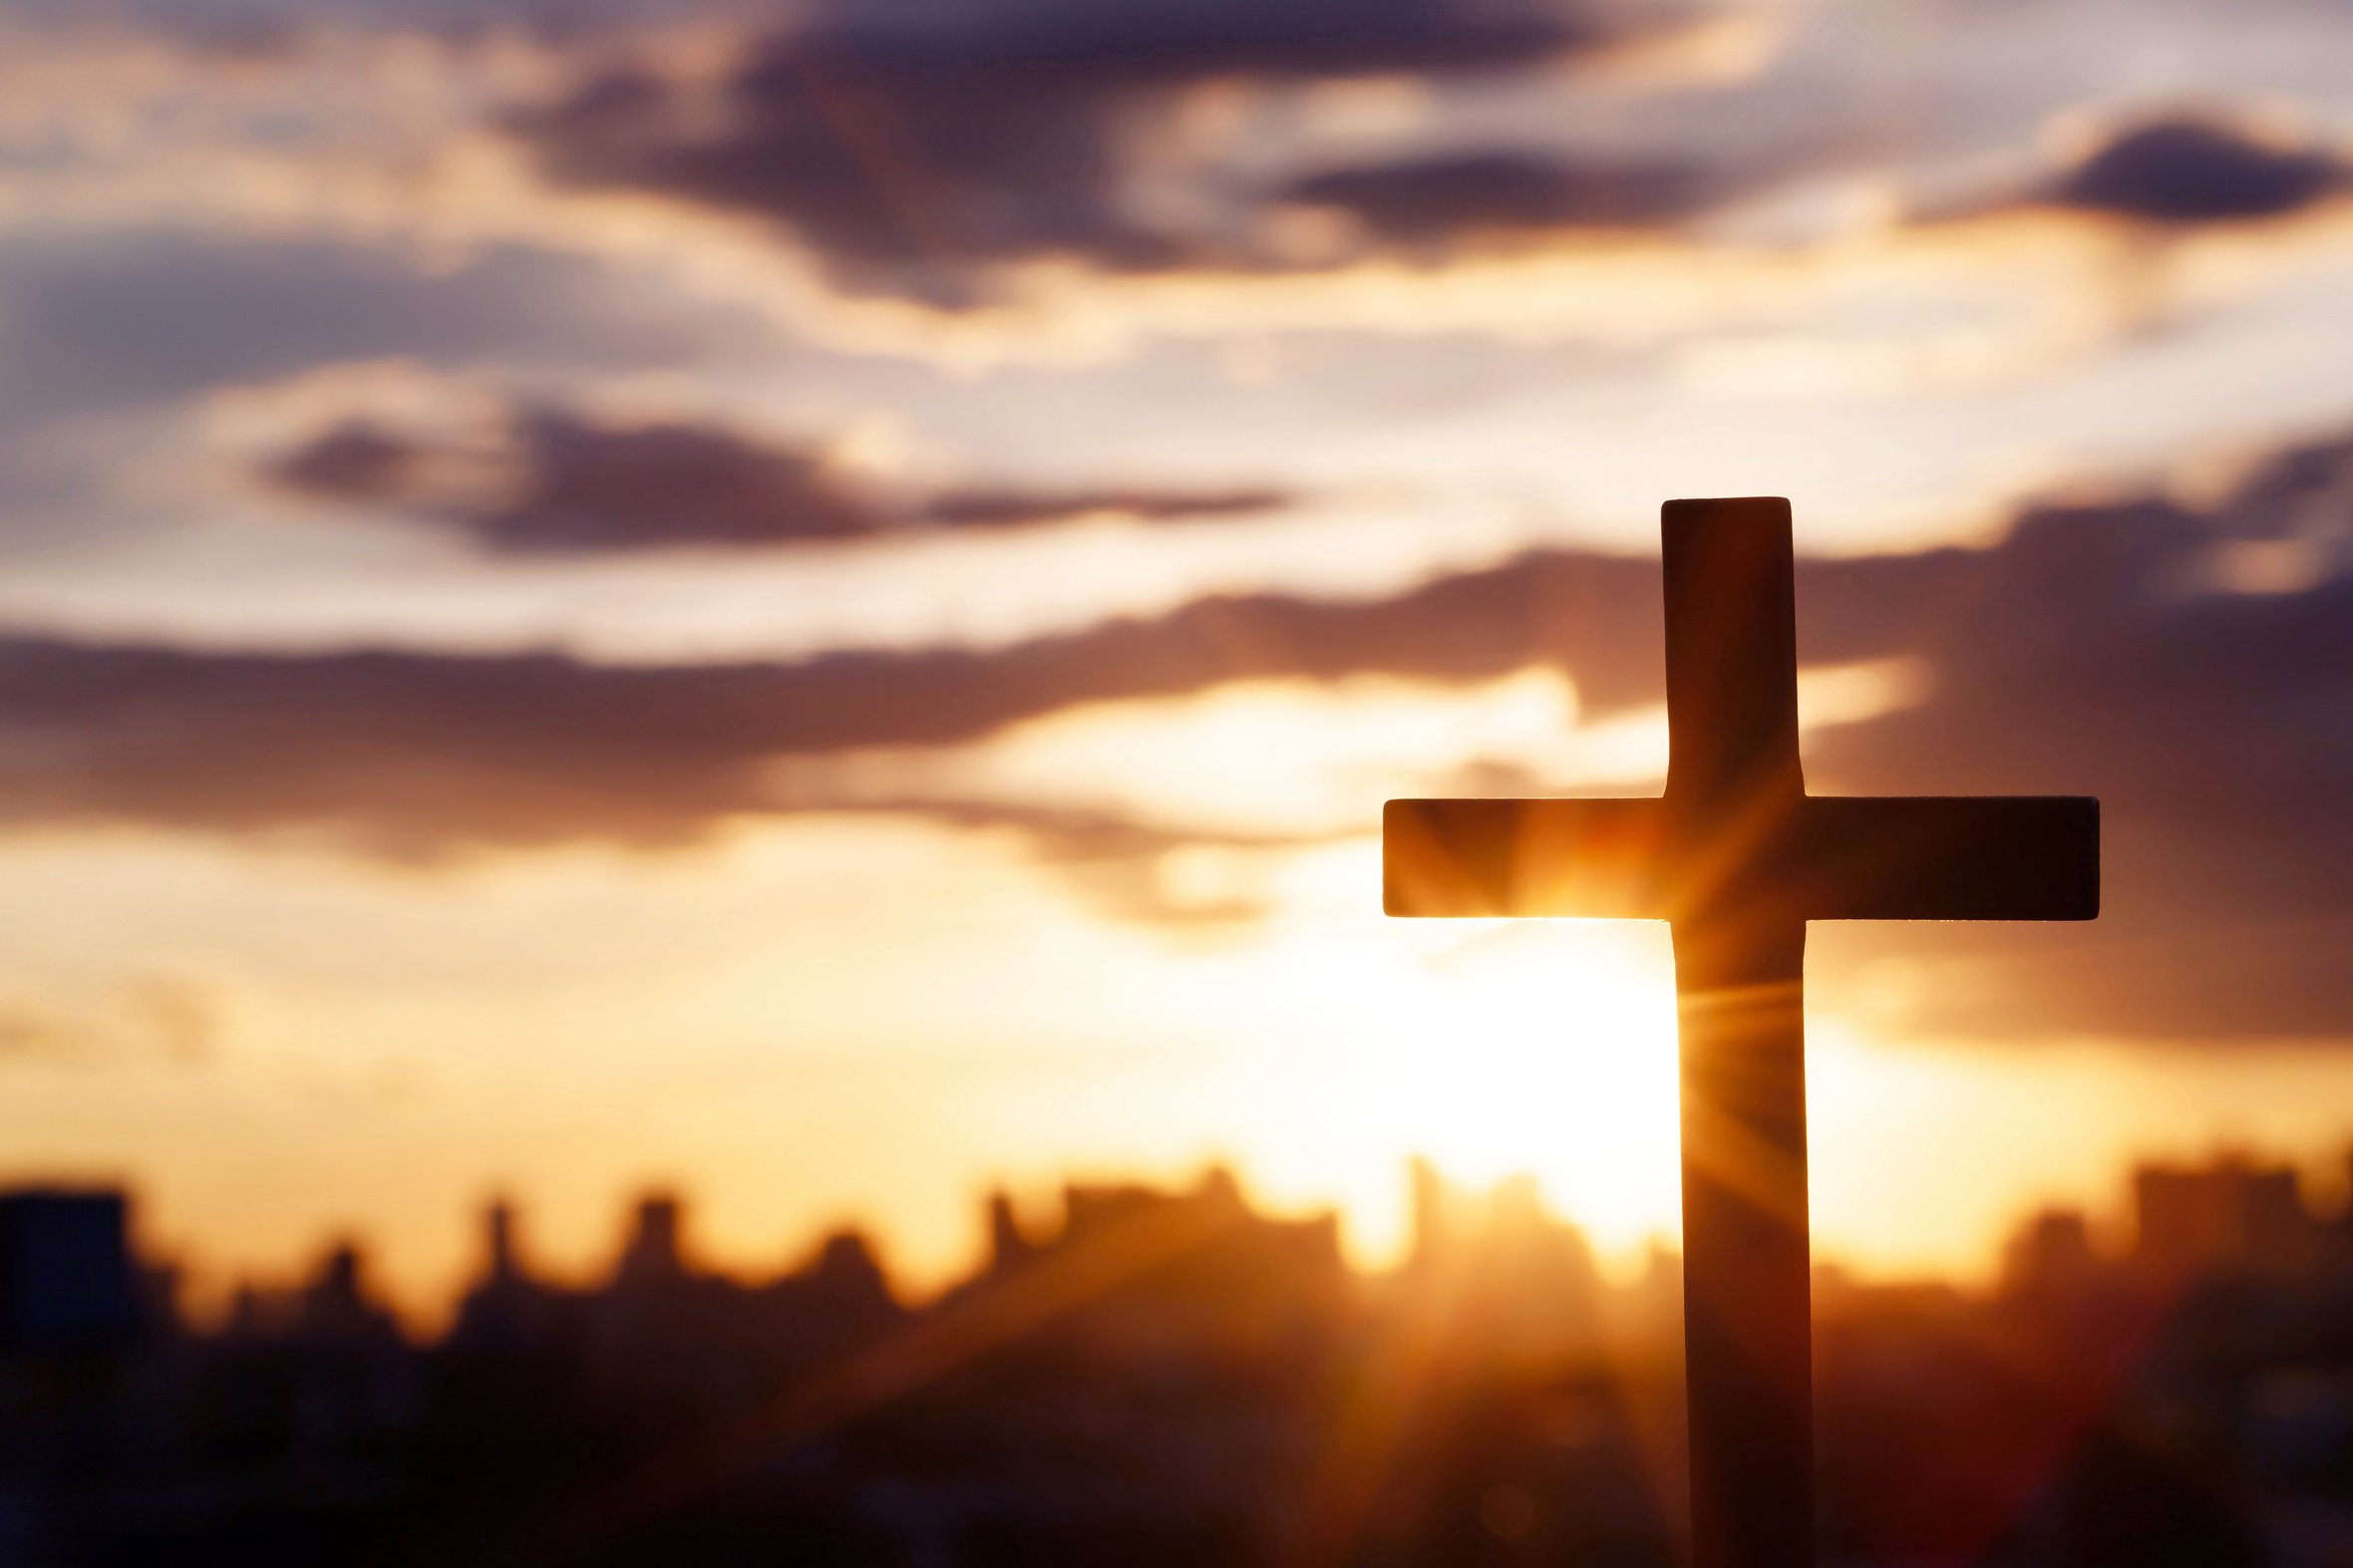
[5,0,2353,1319]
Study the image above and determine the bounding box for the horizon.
[64,1123,2353,1333]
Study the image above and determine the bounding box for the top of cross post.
[1660,497,1804,813]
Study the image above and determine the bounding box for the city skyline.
[70,1129,2353,1331]
[3,1135,2340,1563]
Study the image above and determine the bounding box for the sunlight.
[1350,921,1685,1258]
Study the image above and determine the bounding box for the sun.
[1349,918,1686,1259]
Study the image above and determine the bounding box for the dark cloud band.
[515,0,1718,302]
[269,403,1291,552]
[14,434,2353,1038]
[2043,115,2348,225]
[1277,151,1732,250]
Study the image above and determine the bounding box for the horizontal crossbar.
[1383,794,2098,922]
[1792,795,2098,920]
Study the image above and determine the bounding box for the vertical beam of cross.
[1662,500,1814,1568]
[1383,497,2098,1568]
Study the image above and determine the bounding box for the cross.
[1383,497,2098,1568]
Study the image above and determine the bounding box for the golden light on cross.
[1384,497,2099,1568]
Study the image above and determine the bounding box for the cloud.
[1801,479,2353,1041]
[0,556,1667,850]
[11,432,2353,1040]
[2041,115,2348,225]
[0,510,1968,859]
[0,976,220,1070]
[0,231,744,434]
[1275,150,1732,251]
[921,486,1290,531]
[514,0,1713,303]
[267,399,1295,552]
[273,408,880,553]
[0,228,780,548]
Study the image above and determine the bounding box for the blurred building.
[0,1191,141,1358]
[2132,1155,2320,1281]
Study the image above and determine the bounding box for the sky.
[5,0,2353,1319]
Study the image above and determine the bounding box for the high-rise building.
[0,1187,142,1355]
[2004,1207,2102,1303]
[2133,1157,2316,1280]
[618,1191,687,1281]
[987,1189,1034,1273]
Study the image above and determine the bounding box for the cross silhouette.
[1383,497,2098,1568]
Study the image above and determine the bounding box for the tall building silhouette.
[0,1189,140,1356]
[2133,1156,2316,1280]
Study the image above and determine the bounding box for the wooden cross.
[1384,497,2098,1568]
